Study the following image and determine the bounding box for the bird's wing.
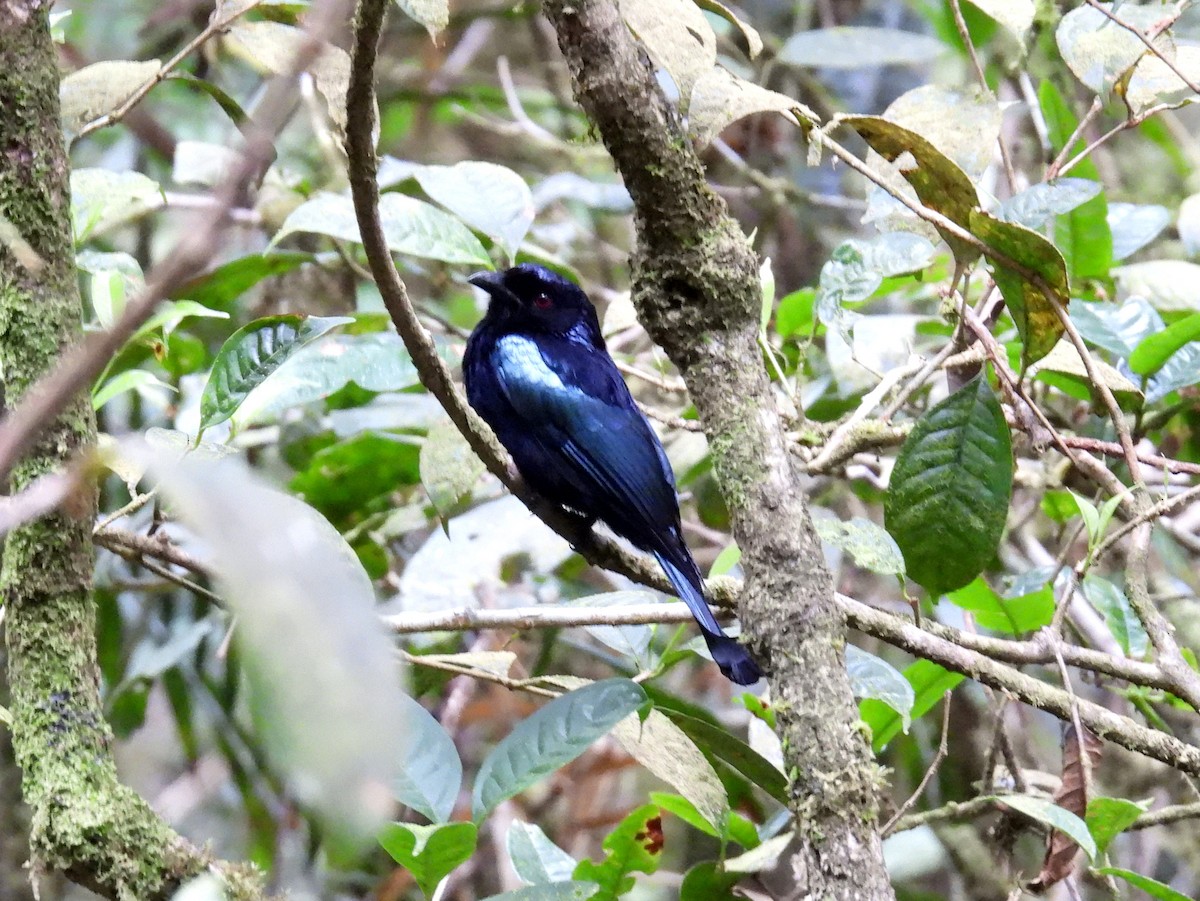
[490,334,678,538]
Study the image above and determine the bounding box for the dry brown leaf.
[1028,724,1102,892]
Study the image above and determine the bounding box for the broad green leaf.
[709,543,741,577]
[139,449,403,854]
[413,162,534,260]
[272,191,489,266]
[89,269,127,329]
[420,413,486,526]
[1108,203,1171,261]
[687,66,816,149]
[1083,575,1149,658]
[650,792,720,838]
[291,432,422,523]
[133,299,229,342]
[998,179,1102,231]
[1056,3,1167,94]
[969,210,1070,367]
[1086,796,1150,854]
[814,513,905,575]
[964,0,1034,42]
[378,822,477,899]
[1095,867,1191,901]
[76,249,144,294]
[613,710,727,832]
[621,0,715,102]
[659,708,788,805]
[843,116,980,263]
[885,375,1013,596]
[60,59,161,142]
[71,169,162,244]
[171,251,314,307]
[993,794,1096,859]
[199,314,351,431]
[1125,47,1200,113]
[946,577,1054,634]
[1069,296,1158,358]
[394,0,448,38]
[880,85,1002,180]
[92,369,175,410]
[573,804,663,900]
[1114,261,1200,312]
[1053,180,1111,282]
[395,693,462,823]
[860,659,962,751]
[472,679,648,819]
[680,861,741,901]
[1129,312,1200,376]
[845,645,914,729]
[481,884,598,901]
[779,27,946,69]
[507,821,578,886]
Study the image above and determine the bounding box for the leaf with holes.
[687,66,816,149]
[885,375,1012,596]
[620,0,715,103]
[969,210,1069,368]
[378,822,477,899]
[573,804,664,901]
[199,315,351,431]
[472,679,647,820]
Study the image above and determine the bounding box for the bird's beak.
[468,270,518,306]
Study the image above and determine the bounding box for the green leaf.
[861,659,962,751]
[472,679,648,819]
[659,709,788,805]
[1086,796,1150,855]
[131,299,228,343]
[378,822,478,899]
[395,694,462,823]
[1113,260,1200,312]
[1053,179,1111,282]
[394,0,448,38]
[1108,203,1171,261]
[70,169,162,244]
[779,27,946,68]
[993,794,1096,860]
[964,0,1033,42]
[1095,867,1191,901]
[680,861,741,901]
[291,432,422,523]
[946,577,1054,634]
[92,369,176,410]
[481,884,598,901]
[573,804,663,900]
[272,191,490,266]
[842,116,980,263]
[199,314,351,431]
[60,59,161,142]
[814,232,935,325]
[813,513,905,575]
[885,375,1013,596]
[507,821,579,886]
[571,590,656,661]
[997,178,1101,230]
[650,791,719,838]
[968,210,1070,367]
[845,646,915,730]
[1083,575,1149,658]
[709,543,741,577]
[420,414,486,526]
[171,252,314,307]
[1129,313,1200,377]
[413,161,535,260]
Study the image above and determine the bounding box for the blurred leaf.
[661,709,787,805]
[1069,296,1158,357]
[1082,575,1149,658]
[508,821,578,886]
[89,269,127,329]
[420,413,486,526]
[688,66,816,149]
[998,179,1101,231]
[413,161,534,260]
[845,645,914,729]
[814,513,905,575]
[779,27,945,68]
[1056,3,1166,93]
[394,0,448,38]
[613,709,728,832]
[680,861,740,900]
[71,169,162,244]
[1095,868,1191,901]
[993,794,1095,859]
[173,140,240,188]
[92,369,175,410]
[1108,202,1171,261]
[1086,796,1150,855]
[1125,47,1200,113]
[378,822,477,899]
[171,73,251,128]
[816,232,936,326]
[291,432,422,522]
[885,375,1012,596]
[696,0,762,57]
[709,543,741,577]
[172,252,314,307]
[1030,340,1142,403]
[200,314,351,431]
[1179,193,1200,256]
[651,791,720,838]
[861,660,963,751]
[1129,312,1200,376]
[481,884,598,901]
[133,299,229,342]
[140,450,404,854]
[946,577,1054,634]
[880,85,1002,180]
[395,693,462,823]
[1054,180,1111,282]
[1029,726,1102,890]
[573,803,663,900]
[621,0,715,101]
[964,0,1034,41]
[60,59,160,141]
[472,679,648,819]
[572,590,657,662]
[273,191,490,266]
[1115,261,1200,312]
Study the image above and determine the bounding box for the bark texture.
[0,7,259,900]
[540,2,894,896]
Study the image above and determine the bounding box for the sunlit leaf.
[1086,796,1150,855]
[394,0,448,38]
[1125,47,1200,113]
[414,161,535,260]
[70,169,162,244]
[1129,312,1200,377]
[779,27,946,69]
[845,646,914,730]
[964,0,1034,42]
[420,413,486,526]
[687,66,816,149]
[861,660,962,751]
[814,513,905,576]
[1114,260,1200,312]
[1056,3,1167,94]
[621,0,716,102]
[998,179,1102,231]
[1107,203,1171,261]
[93,369,176,410]
[660,709,787,804]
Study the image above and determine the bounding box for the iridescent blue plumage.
[463,264,761,685]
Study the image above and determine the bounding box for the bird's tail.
[654,550,761,685]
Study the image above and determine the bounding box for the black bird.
[464,264,761,685]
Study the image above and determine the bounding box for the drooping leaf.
[860,659,963,751]
[92,369,176,410]
[171,251,315,307]
[880,85,1002,180]
[1124,46,1200,113]
[946,577,1054,634]
[573,804,664,901]
[507,821,578,886]
[1086,796,1150,855]
[572,590,657,662]
[199,314,352,431]
[658,708,788,805]
[1129,313,1200,377]
[687,66,816,149]
[378,822,478,899]
[413,161,534,260]
[420,413,486,526]
[695,0,762,57]
[969,210,1070,367]
[1082,575,1149,658]
[779,27,946,69]
[1108,202,1171,261]
[1029,340,1142,405]
[1028,726,1102,890]
[845,646,914,730]
[885,375,1013,596]
[394,0,448,38]
[472,679,648,819]
[1095,868,1192,901]
[620,0,715,103]
[992,794,1096,860]
[394,693,462,824]
[60,59,161,141]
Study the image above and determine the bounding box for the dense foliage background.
[5,0,1200,898]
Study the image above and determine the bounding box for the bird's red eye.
[533,294,554,310]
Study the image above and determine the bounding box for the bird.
[463,263,761,685]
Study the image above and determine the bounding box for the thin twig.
[883,692,952,835]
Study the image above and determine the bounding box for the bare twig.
[883,693,952,835]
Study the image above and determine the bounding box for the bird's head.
[469,264,601,340]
